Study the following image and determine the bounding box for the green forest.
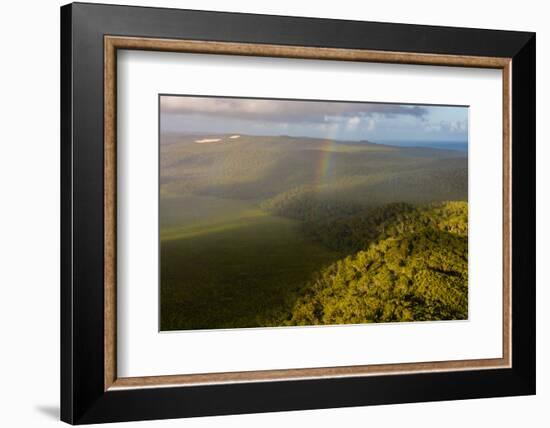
[159,134,468,331]
[277,201,468,326]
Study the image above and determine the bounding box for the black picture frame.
[61,2,535,424]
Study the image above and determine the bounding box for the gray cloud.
[160,96,428,124]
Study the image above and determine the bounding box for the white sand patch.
[194,138,223,144]
[229,135,241,139]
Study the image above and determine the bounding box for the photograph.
[159,95,469,331]
[54,2,536,425]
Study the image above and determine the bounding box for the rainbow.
[313,123,342,189]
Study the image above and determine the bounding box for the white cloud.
[161,96,429,124]
[366,117,376,131]
[345,116,361,130]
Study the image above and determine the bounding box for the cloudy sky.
[160,95,468,144]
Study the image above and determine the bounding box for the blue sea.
[379,141,468,153]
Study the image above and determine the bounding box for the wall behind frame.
[0,0,545,427]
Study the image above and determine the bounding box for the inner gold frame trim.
[104,35,512,391]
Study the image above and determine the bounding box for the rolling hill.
[161,134,467,204]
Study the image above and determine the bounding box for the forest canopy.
[271,201,468,326]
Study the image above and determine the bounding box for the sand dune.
[195,138,223,144]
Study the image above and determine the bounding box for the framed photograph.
[60,2,535,424]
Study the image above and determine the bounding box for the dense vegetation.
[160,134,468,330]
[303,201,468,252]
[275,202,468,326]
